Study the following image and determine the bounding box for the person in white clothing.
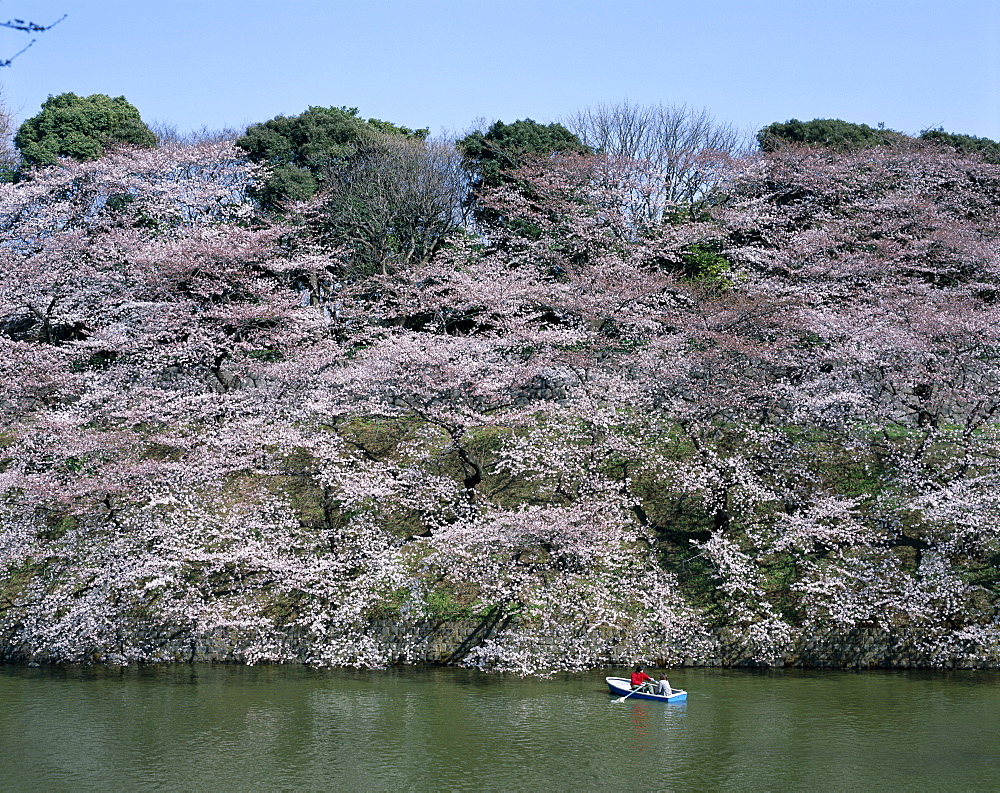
[657,673,671,696]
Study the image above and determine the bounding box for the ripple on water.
[2,665,1000,791]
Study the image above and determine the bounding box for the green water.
[1,664,998,791]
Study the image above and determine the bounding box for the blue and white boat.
[606,676,687,703]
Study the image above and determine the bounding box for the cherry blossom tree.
[693,141,1000,661]
[3,136,1000,673]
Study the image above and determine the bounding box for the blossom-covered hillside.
[2,136,1000,673]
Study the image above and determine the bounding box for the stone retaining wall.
[682,627,1000,670]
[4,620,1000,669]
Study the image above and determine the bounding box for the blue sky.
[1,0,997,142]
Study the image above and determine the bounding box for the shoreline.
[4,620,999,671]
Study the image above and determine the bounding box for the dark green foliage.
[237,106,367,172]
[236,106,429,209]
[458,119,590,235]
[919,128,1000,163]
[239,107,462,283]
[679,243,732,285]
[458,118,590,189]
[365,117,430,140]
[255,164,318,209]
[757,118,902,152]
[15,93,157,166]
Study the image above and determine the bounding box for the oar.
[614,687,642,703]
[614,679,651,703]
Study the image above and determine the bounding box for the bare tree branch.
[0,10,65,67]
[565,100,751,215]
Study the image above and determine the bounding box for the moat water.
[2,664,998,791]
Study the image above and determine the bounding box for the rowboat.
[606,676,687,703]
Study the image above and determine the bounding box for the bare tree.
[314,134,471,276]
[148,120,246,146]
[0,85,18,173]
[565,101,750,218]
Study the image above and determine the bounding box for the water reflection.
[2,665,1000,791]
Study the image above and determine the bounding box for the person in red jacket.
[630,664,656,693]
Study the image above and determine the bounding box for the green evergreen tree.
[15,93,157,166]
[458,119,591,235]
[757,118,903,152]
[919,128,1000,163]
[236,105,428,209]
[458,118,590,189]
